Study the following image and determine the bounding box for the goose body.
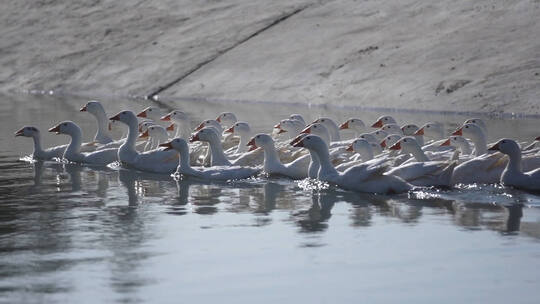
[161,138,259,180]
[248,134,309,179]
[488,139,540,191]
[110,111,179,174]
[80,100,114,144]
[15,126,67,160]
[293,135,412,194]
[48,121,118,165]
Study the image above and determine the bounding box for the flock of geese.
[14,100,540,194]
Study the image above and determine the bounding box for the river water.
[1,93,539,303]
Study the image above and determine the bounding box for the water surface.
[1,93,540,304]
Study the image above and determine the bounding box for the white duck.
[247,134,309,179]
[224,121,252,154]
[371,115,397,128]
[312,118,341,141]
[48,121,118,165]
[452,123,487,157]
[292,135,412,194]
[79,100,114,144]
[216,112,237,127]
[339,118,365,137]
[401,124,424,146]
[161,110,191,140]
[440,136,472,157]
[139,125,170,150]
[15,126,66,160]
[160,138,259,181]
[386,137,456,187]
[488,139,540,192]
[110,111,179,174]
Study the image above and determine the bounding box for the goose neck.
[313,146,338,177]
[506,150,522,173]
[410,145,429,162]
[32,134,44,154]
[262,143,282,170]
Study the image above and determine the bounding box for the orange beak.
[225,126,234,133]
[414,127,424,135]
[80,105,87,112]
[292,139,304,147]
[15,128,24,136]
[488,143,499,151]
[452,128,463,136]
[246,138,258,152]
[189,134,200,143]
[339,121,349,130]
[159,142,173,151]
[300,127,311,134]
[136,111,147,118]
[216,116,221,123]
[48,125,61,134]
[161,114,171,121]
[346,144,354,152]
[108,122,112,131]
[194,123,205,131]
[290,135,304,147]
[380,140,386,148]
[109,113,121,121]
[278,129,287,134]
[440,138,451,146]
[535,136,540,141]
[139,130,149,139]
[274,123,281,129]
[166,124,175,131]
[371,119,383,128]
[389,142,401,150]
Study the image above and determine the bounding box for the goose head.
[389,136,420,152]
[452,123,484,140]
[138,121,155,133]
[136,107,162,120]
[216,112,237,126]
[440,135,471,154]
[290,114,306,125]
[48,121,81,136]
[139,125,167,140]
[161,110,189,124]
[381,134,402,149]
[109,110,138,126]
[160,137,189,153]
[415,122,444,138]
[79,100,106,116]
[346,138,372,153]
[371,129,389,141]
[291,134,326,153]
[464,118,487,135]
[247,133,273,152]
[225,121,251,137]
[276,119,305,135]
[301,123,330,146]
[401,124,419,136]
[488,138,520,156]
[536,136,540,141]
[194,119,222,133]
[15,126,40,137]
[339,118,365,132]
[358,133,378,143]
[371,115,397,128]
[381,124,403,135]
[190,127,220,143]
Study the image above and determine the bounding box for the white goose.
[290,114,306,125]
[371,115,397,128]
[386,137,456,187]
[224,122,252,154]
[136,106,167,127]
[415,122,452,152]
[440,136,472,157]
[247,134,309,179]
[216,112,237,127]
[139,125,170,150]
[110,111,179,174]
[274,119,305,138]
[488,139,540,192]
[401,124,424,146]
[464,118,488,137]
[381,124,403,135]
[339,118,365,137]
[161,110,191,140]
[48,121,118,165]
[79,100,114,144]
[292,135,412,194]
[312,118,341,141]
[452,123,487,157]
[160,138,260,181]
[15,126,66,160]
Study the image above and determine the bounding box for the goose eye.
[501,140,505,144]
[465,126,469,128]
[63,123,67,126]
[148,109,152,112]
[404,139,407,142]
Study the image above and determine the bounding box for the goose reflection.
[293,191,336,233]
[118,168,172,206]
